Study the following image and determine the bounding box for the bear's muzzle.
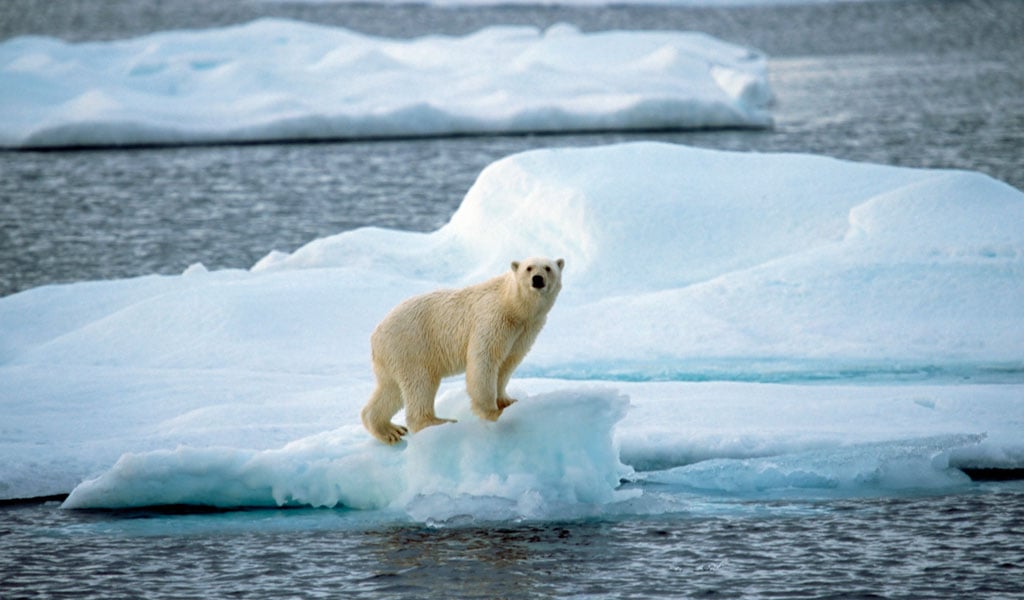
[531,275,546,289]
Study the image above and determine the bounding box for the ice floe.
[1,143,1021,520]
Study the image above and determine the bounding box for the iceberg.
[0,20,772,149]
[1,142,1022,519]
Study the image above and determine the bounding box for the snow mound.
[0,20,771,148]
[256,142,1024,372]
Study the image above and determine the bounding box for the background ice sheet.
[0,20,771,148]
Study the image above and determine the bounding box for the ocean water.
[2,0,1024,598]
[3,483,1024,598]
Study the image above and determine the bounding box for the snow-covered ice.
[0,20,772,149]
[2,142,1022,521]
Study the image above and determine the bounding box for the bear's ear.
[556,258,565,270]
[511,261,520,272]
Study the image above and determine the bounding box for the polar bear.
[361,257,564,444]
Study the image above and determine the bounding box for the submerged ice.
[1,142,1023,517]
[0,20,771,148]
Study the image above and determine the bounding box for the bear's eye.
[545,266,551,273]
[526,266,533,272]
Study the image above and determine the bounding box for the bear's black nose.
[532,275,546,289]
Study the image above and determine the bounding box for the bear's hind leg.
[361,372,408,445]
[401,372,456,433]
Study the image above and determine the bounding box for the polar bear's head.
[510,257,564,297]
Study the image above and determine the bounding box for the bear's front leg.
[495,366,520,414]
[495,328,535,414]
[469,389,516,421]
[466,341,507,422]
[496,370,518,412]
[473,396,515,422]
[467,325,524,421]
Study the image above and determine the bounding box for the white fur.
[361,257,564,444]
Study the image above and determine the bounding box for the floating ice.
[0,20,771,148]
[2,142,1023,512]
[645,434,980,496]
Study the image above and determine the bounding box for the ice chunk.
[62,388,634,522]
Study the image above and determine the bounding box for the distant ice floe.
[0,19,772,148]
[2,143,1022,518]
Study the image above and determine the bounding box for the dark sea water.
[2,1,1024,598]
[3,483,1024,599]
